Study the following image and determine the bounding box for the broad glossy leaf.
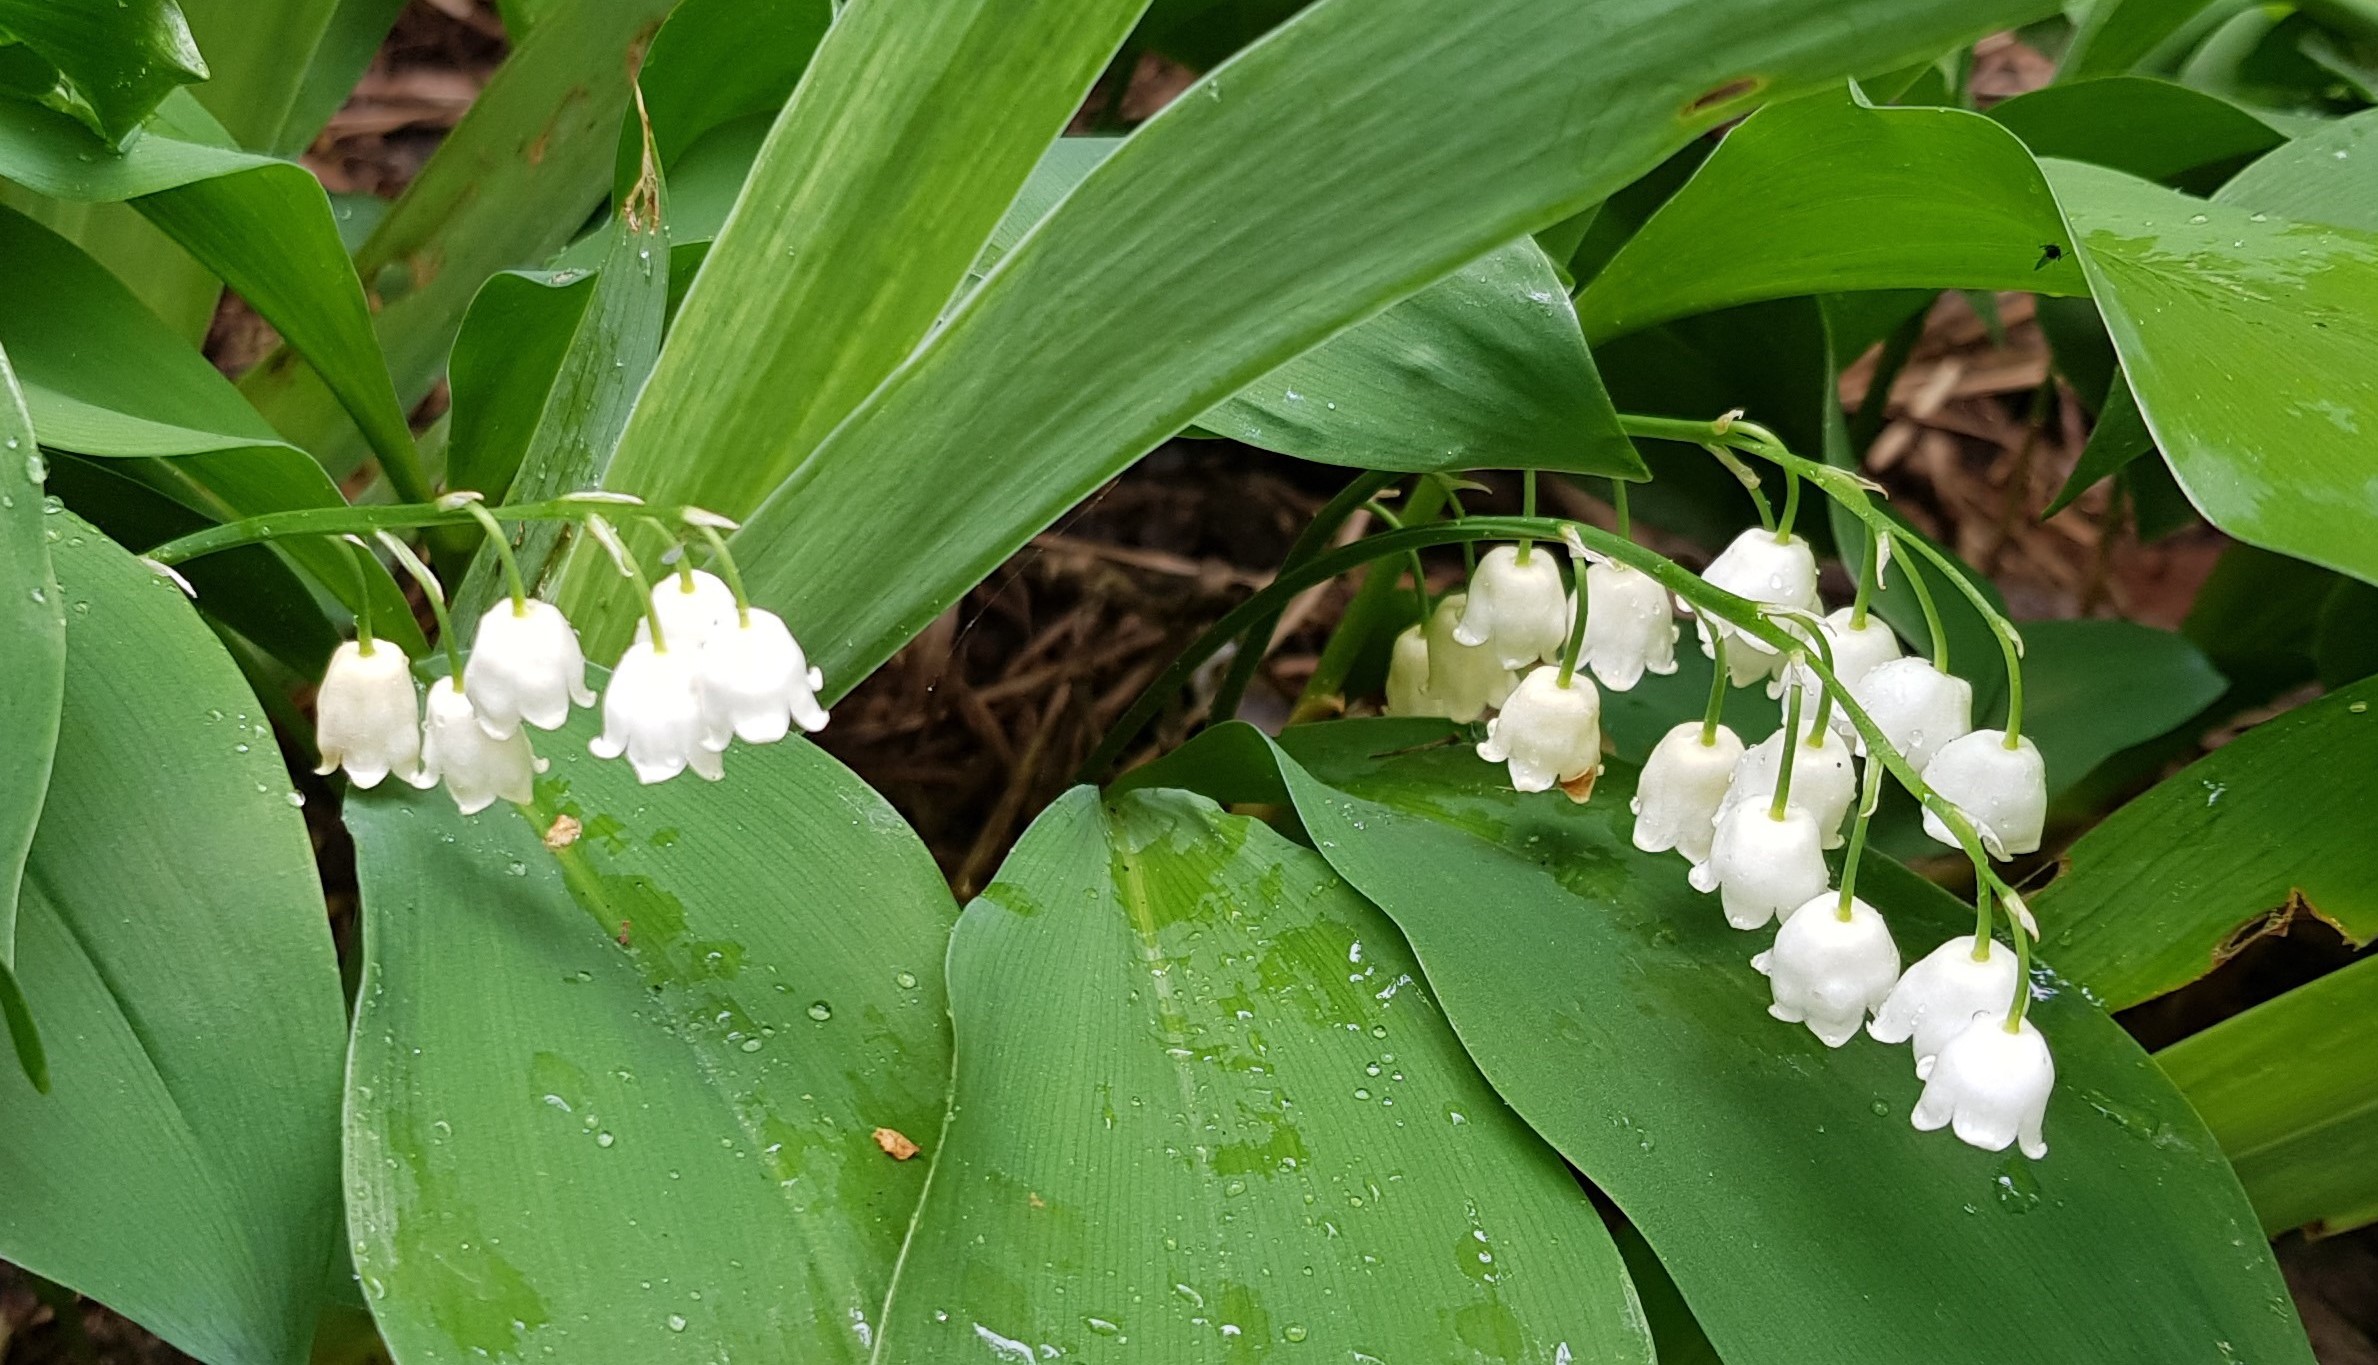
[1125,719,2312,1365]
[716,0,2057,697]
[452,206,666,625]
[2035,676,2378,1010]
[280,0,410,160]
[0,344,60,970]
[1987,77,2286,189]
[1576,87,2087,344]
[879,786,1653,1362]
[2060,0,2225,80]
[616,0,831,194]
[2215,105,2378,232]
[0,204,419,654]
[0,91,422,492]
[0,511,345,1365]
[441,271,593,501]
[2160,954,2378,1237]
[240,0,679,472]
[0,0,205,143]
[178,0,359,154]
[2012,618,2225,794]
[2043,375,2151,517]
[578,0,1149,602]
[977,139,1638,473]
[2049,158,2378,587]
[345,717,961,1365]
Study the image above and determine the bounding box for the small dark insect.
[2035,243,2065,270]
[616,920,632,947]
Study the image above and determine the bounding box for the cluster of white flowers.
[1395,520,2056,1160]
[315,568,829,811]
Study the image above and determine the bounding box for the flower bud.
[1422,593,1517,723]
[696,606,829,746]
[1754,893,1902,1047]
[1454,545,1570,669]
[1921,729,2047,858]
[1692,802,1830,930]
[419,677,544,814]
[1909,1010,2054,1159]
[1631,721,1744,865]
[1477,665,1603,799]
[1867,934,2022,1073]
[1383,624,1445,719]
[1716,720,1857,849]
[590,640,723,784]
[1686,529,1820,685]
[464,598,595,738]
[639,569,741,653]
[1579,559,1677,691]
[314,639,423,789]
[1852,657,1972,768]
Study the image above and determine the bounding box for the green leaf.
[452,205,667,624]
[0,0,206,143]
[1575,87,2088,344]
[0,90,425,498]
[2042,374,2150,517]
[1202,237,1638,473]
[344,719,962,1365]
[441,270,594,502]
[177,0,395,155]
[2049,158,2378,588]
[280,0,409,159]
[2160,953,2378,1237]
[2012,618,2226,794]
[2035,676,2378,1010]
[0,510,345,1365]
[2316,576,2378,687]
[615,0,832,196]
[880,786,1654,1362]
[0,203,420,656]
[1126,719,2313,1365]
[239,0,680,473]
[714,0,2059,698]
[2060,0,2225,80]
[0,344,58,1084]
[1986,76,2286,189]
[579,0,1150,594]
[2215,104,2378,233]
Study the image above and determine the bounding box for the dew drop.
[806,1001,833,1021]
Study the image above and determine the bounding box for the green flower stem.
[375,531,464,679]
[1210,470,1403,725]
[1611,478,1632,540]
[1771,607,1838,737]
[1973,882,1996,956]
[1898,542,1951,671]
[146,494,679,567]
[1849,525,1880,630]
[693,521,753,624]
[1837,749,1884,919]
[1556,551,1588,688]
[457,499,530,612]
[1777,470,1802,541]
[346,536,378,650]
[1517,468,1538,563]
[583,515,669,652]
[1699,630,1730,746]
[1361,501,1433,628]
[1769,681,1804,822]
[2008,906,2035,1029]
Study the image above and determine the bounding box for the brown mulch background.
[5,11,2374,1364]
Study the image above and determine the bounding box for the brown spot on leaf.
[2212,894,2302,967]
[1028,1192,1047,1209]
[873,1127,920,1160]
[1686,77,1762,115]
[543,813,581,849]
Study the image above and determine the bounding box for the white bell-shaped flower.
[1687,529,1820,685]
[1754,892,1902,1047]
[1477,665,1602,799]
[1384,624,1446,718]
[590,640,723,784]
[637,569,741,653]
[1692,802,1830,930]
[464,598,594,738]
[696,606,829,746]
[1578,559,1677,691]
[1921,729,2047,858]
[1853,657,1972,768]
[314,639,423,789]
[1631,721,1744,865]
[1779,607,1903,719]
[418,677,544,814]
[1910,1010,2055,1159]
[1868,933,2024,1074]
[1422,593,1517,723]
[1715,720,1858,849]
[1454,545,1570,669]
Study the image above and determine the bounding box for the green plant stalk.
[1836,747,1884,919]
[375,532,464,680]
[1699,629,1730,745]
[1288,477,1450,724]
[1899,543,1951,670]
[1210,470,1402,722]
[459,499,530,612]
[146,495,686,567]
[1556,549,1588,688]
[1769,682,1804,822]
[1849,523,1880,629]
